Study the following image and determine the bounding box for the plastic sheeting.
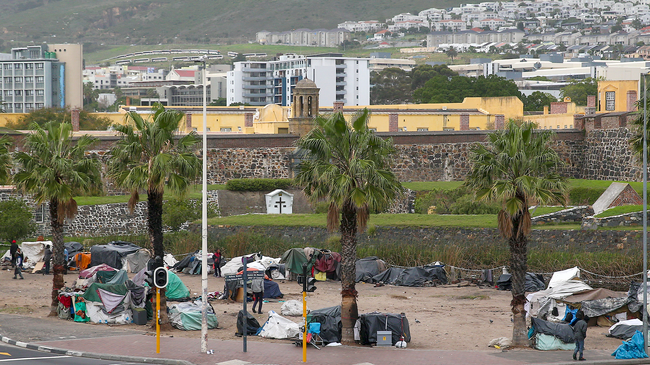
[90,241,141,269]
[258,311,301,339]
[534,333,576,351]
[79,264,116,279]
[531,317,575,344]
[122,249,151,273]
[166,271,190,300]
[609,319,645,340]
[168,301,219,331]
[548,267,581,289]
[355,257,387,283]
[1,241,51,269]
[612,330,649,359]
[358,312,411,346]
[280,248,309,276]
[580,297,630,318]
[308,305,341,344]
[237,310,260,335]
[371,266,447,286]
[263,279,283,299]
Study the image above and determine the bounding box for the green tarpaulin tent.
[166,271,190,300]
[280,248,313,275]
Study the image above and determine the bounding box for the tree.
[209,98,227,106]
[411,64,457,90]
[0,199,36,241]
[14,122,102,316]
[7,107,111,130]
[560,78,598,106]
[83,82,99,111]
[295,110,403,344]
[629,89,650,161]
[414,74,521,103]
[465,121,566,346]
[522,91,558,112]
[446,46,458,62]
[107,104,201,328]
[632,18,643,30]
[0,135,11,184]
[370,68,412,104]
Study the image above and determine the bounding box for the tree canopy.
[370,68,412,104]
[0,199,36,242]
[7,107,111,130]
[413,74,521,103]
[522,91,558,112]
[560,78,598,106]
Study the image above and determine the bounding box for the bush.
[449,195,500,214]
[163,198,219,231]
[568,187,604,205]
[226,178,294,192]
[0,199,36,241]
[414,187,468,214]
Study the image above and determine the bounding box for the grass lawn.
[595,205,643,218]
[568,179,643,194]
[74,184,226,205]
[402,181,464,191]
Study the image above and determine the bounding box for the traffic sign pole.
[156,287,160,354]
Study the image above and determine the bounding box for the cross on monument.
[276,194,286,214]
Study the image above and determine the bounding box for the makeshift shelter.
[79,264,117,279]
[280,248,310,277]
[561,288,630,326]
[90,241,141,269]
[530,317,575,350]
[166,271,190,300]
[65,242,84,260]
[221,253,279,277]
[496,273,545,292]
[168,300,219,331]
[1,241,51,269]
[371,266,447,286]
[82,280,147,325]
[526,267,592,321]
[313,250,341,280]
[357,312,411,346]
[237,310,261,335]
[308,305,342,344]
[70,253,92,271]
[264,279,283,299]
[356,257,387,283]
[609,319,645,340]
[122,249,151,273]
[258,311,301,339]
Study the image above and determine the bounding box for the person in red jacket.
[213,249,223,277]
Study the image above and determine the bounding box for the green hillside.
[0,0,469,47]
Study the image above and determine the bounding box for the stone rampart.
[582,211,646,230]
[532,206,594,225]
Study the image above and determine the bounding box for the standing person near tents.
[43,245,52,275]
[9,240,18,267]
[213,248,223,277]
[572,310,587,361]
[13,248,24,280]
[251,275,264,314]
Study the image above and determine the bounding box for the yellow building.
[597,80,638,113]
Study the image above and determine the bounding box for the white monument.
[265,189,294,214]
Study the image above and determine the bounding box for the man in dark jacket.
[9,240,18,267]
[573,310,587,361]
[43,245,52,275]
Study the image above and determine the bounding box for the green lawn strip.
[402,181,464,191]
[567,179,643,194]
[74,184,226,205]
[595,205,643,218]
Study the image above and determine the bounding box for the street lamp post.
[644,72,648,355]
[196,56,209,353]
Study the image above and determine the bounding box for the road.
[0,343,140,364]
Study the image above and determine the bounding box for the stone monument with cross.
[265,189,294,214]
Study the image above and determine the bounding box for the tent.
[530,317,575,350]
[70,253,92,271]
[90,241,141,269]
[609,319,645,340]
[168,300,219,330]
[371,266,447,286]
[258,311,301,339]
[526,267,592,320]
[166,271,190,300]
[358,312,411,346]
[313,250,341,280]
[122,249,151,273]
[308,305,341,344]
[496,273,545,292]
[280,248,310,276]
[355,257,386,283]
[220,253,279,277]
[79,264,117,279]
[65,242,84,262]
[1,241,51,269]
[81,280,147,325]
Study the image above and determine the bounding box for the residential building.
[433,20,467,32]
[369,58,417,72]
[337,20,383,32]
[256,29,350,47]
[227,54,369,107]
[1,43,82,113]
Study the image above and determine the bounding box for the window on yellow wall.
[417,127,428,131]
[605,91,615,111]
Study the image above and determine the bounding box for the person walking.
[251,275,264,314]
[213,248,223,277]
[13,248,24,280]
[43,245,52,275]
[9,240,18,268]
[573,310,587,361]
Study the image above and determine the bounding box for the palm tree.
[295,110,403,344]
[0,135,12,184]
[465,121,566,346]
[446,46,458,62]
[107,104,201,327]
[630,89,650,162]
[13,122,102,316]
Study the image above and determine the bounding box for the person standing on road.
[13,248,24,280]
[251,275,264,314]
[42,245,52,275]
[573,310,587,361]
[10,240,18,267]
[213,248,223,277]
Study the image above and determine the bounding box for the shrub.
[449,194,500,214]
[313,201,329,214]
[163,198,219,231]
[225,178,294,192]
[414,187,468,214]
[0,199,36,241]
[568,187,605,205]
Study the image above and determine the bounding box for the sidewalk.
[35,333,650,365]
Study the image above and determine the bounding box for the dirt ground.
[0,265,626,351]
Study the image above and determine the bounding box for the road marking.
[0,353,8,357]
[0,355,70,362]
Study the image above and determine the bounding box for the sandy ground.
[0,265,626,351]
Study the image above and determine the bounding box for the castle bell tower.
[288,78,320,137]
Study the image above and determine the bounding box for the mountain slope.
[0,0,465,45]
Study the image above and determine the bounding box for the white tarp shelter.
[2,241,51,269]
[265,189,293,214]
[220,253,280,277]
[526,267,592,320]
[258,310,301,339]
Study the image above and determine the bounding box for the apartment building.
[227,54,369,107]
[0,44,82,113]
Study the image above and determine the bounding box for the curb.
[0,335,194,365]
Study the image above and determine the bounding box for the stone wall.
[532,206,594,225]
[582,128,641,181]
[582,212,646,230]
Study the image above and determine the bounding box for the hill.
[0,0,467,47]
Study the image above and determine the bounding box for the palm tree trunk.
[339,200,358,345]
[49,199,65,317]
[510,216,529,347]
[147,189,172,330]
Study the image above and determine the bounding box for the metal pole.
[156,287,161,354]
[302,263,308,362]
[643,73,648,354]
[243,257,248,353]
[200,57,209,354]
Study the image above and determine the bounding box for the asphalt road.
[0,343,139,364]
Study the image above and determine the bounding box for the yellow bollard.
[156,287,160,354]
[302,290,307,362]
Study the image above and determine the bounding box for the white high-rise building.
[227,54,369,107]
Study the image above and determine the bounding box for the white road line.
[0,355,71,362]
